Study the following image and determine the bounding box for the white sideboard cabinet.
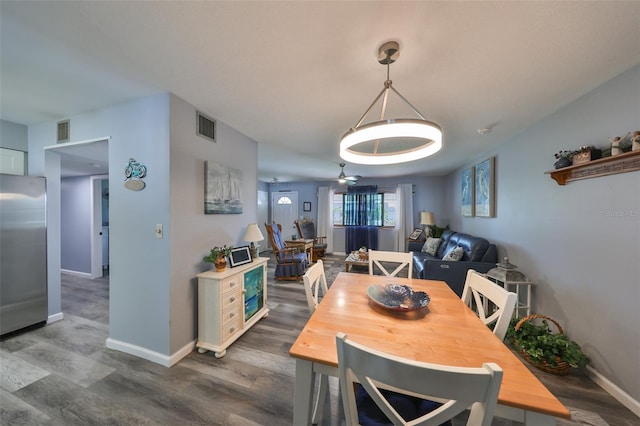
[196,257,269,358]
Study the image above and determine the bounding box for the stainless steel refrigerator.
[0,174,48,336]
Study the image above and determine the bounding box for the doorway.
[271,191,298,240]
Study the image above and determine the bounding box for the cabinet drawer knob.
[229,296,235,303]
[229,327,235,334]
[230,282,236,287]
[229,312,235,318]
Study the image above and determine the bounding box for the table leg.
[524,410,555,425]
[345,263,351,272]
[293,358,315,425]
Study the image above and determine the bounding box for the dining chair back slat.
[368,250,413,279]
[303,260,328,314]
[461,270,518,341]
[302,260,330,423]
[336,332,503,426]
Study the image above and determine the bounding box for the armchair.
[265,222,308,281]
[295,219,327,261]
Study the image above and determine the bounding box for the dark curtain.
[345,185,379,253]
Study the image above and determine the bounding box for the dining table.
[289,272,571,425]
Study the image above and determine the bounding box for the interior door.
[271,191,298,240]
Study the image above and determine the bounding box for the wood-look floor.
[1,254,637,425]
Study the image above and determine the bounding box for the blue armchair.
[265,222,308,281]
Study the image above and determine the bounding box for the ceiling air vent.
[57,119,70,143]
[197,111,216,142]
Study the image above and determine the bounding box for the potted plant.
[427,224,449,238]
[203,244,233,272]
[505,315,589,375]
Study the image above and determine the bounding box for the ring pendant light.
[339,41,443,165]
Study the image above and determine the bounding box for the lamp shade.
[242,223,264,242]
[420,211,435,226]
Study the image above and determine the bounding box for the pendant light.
[339,41,443,165]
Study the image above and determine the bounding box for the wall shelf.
[545,150,640,185]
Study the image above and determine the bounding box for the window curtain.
[396,183,414,252]
[345,185,379,253]
[317,186,333,253]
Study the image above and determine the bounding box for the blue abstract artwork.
[461,167,474,217]
[475,157,494,217]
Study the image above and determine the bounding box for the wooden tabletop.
[289,272,570,420]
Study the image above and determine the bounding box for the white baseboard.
[106,338,195,367]
[587,365,640,417]
[60,269,93,278]
[47,312,64,324]
[170,340,196,366]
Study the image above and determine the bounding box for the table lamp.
[420,211,435,236]
[243,223,264,260]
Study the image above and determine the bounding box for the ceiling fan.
[337,163,361,186]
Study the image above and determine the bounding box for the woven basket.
[514,314,572,376]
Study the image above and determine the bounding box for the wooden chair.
[368,250,413,279]
[264,222,308,281]
[461,270,518,341]
[302,260,330,423]
[336,332,503,426]
[295,219,327,261]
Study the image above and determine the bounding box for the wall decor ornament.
[474,157,495,217]
[461,166,474,217]
[303,201,311,212]
[205,161,243,214]
[124,157,147,191]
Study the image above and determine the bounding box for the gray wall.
[0,119,28,151]
[168,94,258,354]
[29,93,173,355]
[445,65,640,401]
[60,176,92,273]
[28,92,259,362]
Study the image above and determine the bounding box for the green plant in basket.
[506,315,589,371]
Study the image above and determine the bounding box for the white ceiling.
[2,1,639,181]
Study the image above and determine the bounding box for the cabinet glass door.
[243,266,264,321]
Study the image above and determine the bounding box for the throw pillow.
[421,237,442,256]
[442,246,464,261]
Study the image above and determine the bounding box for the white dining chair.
[368,250,413,279]
[302,260,330,423]
[336,332,503,426]
[461,269,518,341]
[303,260,328,314]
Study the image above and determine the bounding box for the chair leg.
[312,373,329,424]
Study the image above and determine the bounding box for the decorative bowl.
[367,284,430,312]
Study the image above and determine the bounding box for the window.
[332,191,396,227]
[277,196,293,205]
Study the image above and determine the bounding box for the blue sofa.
[408,230,497,297]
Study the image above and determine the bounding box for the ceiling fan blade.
[345,175,361,181]
[345,179,357,186]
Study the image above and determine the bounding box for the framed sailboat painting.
[205,161,243,214]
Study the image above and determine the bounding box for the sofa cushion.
[435,230,455,258]
[442,246,464,261]
[421,237,442,256]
